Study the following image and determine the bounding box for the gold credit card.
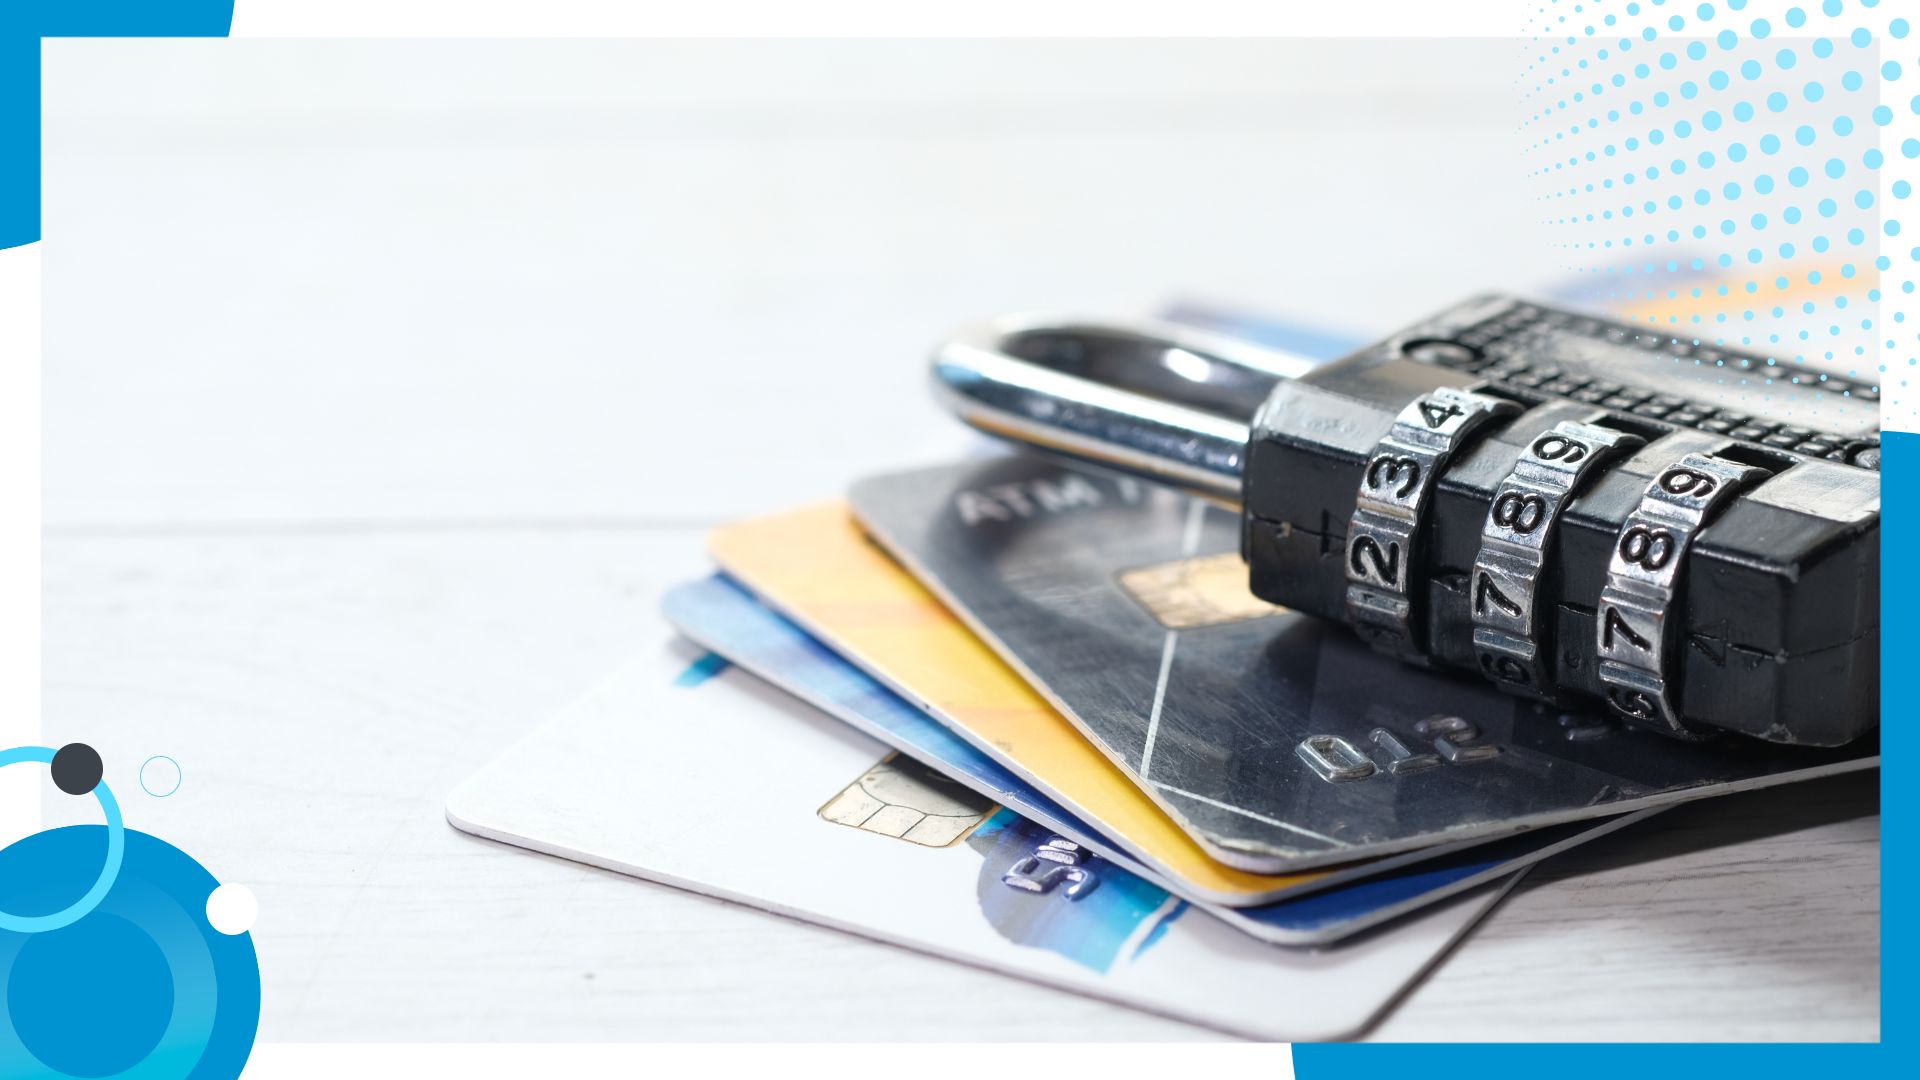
[709,501,1340,905]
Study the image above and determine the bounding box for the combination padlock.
[931,294,1880,747]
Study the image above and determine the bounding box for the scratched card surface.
[444,633,1513,1041]
[708,503,1332,906]
[847,456,1878,873]
[664,572,1652,944]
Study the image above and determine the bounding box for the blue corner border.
[0,1,234,250]
[1303,433,1901,1067]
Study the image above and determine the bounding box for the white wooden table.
[36,38,1878,1042]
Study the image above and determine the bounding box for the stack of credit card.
[451,304,1879,1041]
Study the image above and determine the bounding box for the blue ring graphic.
[140,755,182,798]
[0,746,124,933]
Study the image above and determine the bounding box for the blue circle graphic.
[0,746,123,934]
[0,827,260,1079]
[9,913,173,1076]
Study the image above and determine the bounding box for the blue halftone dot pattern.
[1520,0,1915,422]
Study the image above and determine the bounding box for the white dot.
[206,883,257,936]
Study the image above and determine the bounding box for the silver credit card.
[848,456,1878,872]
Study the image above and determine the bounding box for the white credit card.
[445,630,1515,1041]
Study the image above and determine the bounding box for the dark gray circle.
[50,743,102,796]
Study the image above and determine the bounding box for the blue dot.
[1752,213,1769,229]
[1734,101,1755,120]
[1762,133,1783,153]
[1655,90,1671,106]
[1699,3,1716,19]
[1848,226,1865,242]
[1700,150,1717,166]
[1671,195,1686,209]
[1897,179,1913,197]
[1804,81,1825,102]
[1741,59,1762,79]
[1822,0,1842,15]
[1777,48,1798,69]
[1660,52,1679,70]
[1755,173,1775,193]
[1710,70,1730,89]
[1681,80,1700,99]
[1796,124,1817,145]
[1835,115,1855,135]
[1884,61,1903,81]
[1722,218,1738,234]
[1826,157,1847,178]
[1767,92,1789,112]
[1670,15,1686,31]
[1786,206,1804,223]
[1675,120,1694,137]
[1866,147,1884,167]
[1878,106,1897,125]
[1812,233,1829,250]
[1894,17,1911,37]
[1729,141,1749,161]
[1688,41,1709,60]
[1843,70,1864,90]
[1784,8,1805,29]
[1857,190,1876,208]
[1723,182,1742,201]
[1888,220,1904,236]
[1852,27,1871,46]
[1819,198,1839,217]
[1673,158,1688,173]
[1905,138,1920,157]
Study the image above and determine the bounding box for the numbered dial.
[1596,453,1766,738]
[1345,387,1520,662]
[1470,421,1642,699]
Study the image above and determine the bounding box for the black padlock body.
[1241,294,1879,747]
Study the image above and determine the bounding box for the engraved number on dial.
[1532,434,1589,464]
[1473,571,1522,617]
[1659,467,1718,498]
[1349,535,1401,586]
[1364,454,1422,498]
[1618,524,1676,569]
[1601,605,1652,652]
[1418,400,1464,428]
[1491,491,1547,533]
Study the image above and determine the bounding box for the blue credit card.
[663,573,1653,946]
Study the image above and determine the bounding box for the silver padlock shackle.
[930,315,1318,504]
